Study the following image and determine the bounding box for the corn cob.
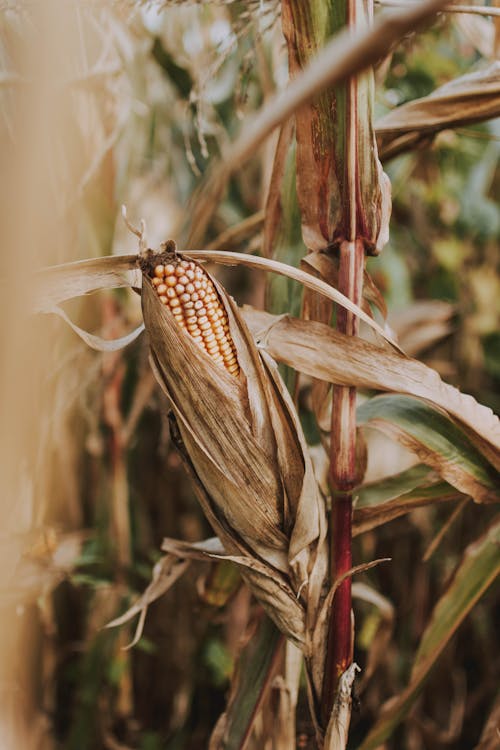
[150,257,239,376]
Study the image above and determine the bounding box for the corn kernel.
[150,256,240,376]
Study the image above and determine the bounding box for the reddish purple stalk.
[321,239,364,725]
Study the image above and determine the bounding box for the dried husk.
[140,250,328,649]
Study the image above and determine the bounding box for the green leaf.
[357,464,436,507]
[353,481,463,537]
[357,395,499,503]
[210,615,283,749]
[358,515,500,750]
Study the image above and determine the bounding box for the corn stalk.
[281,0,390,736]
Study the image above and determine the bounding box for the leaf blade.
[357,395,499,503]
[358,516,500,750]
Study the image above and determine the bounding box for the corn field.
[1,1,499,749]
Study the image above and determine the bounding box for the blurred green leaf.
[204,639,233,687]
[265,139,304,319]
[358,515,500,750]
[201,560,241,608]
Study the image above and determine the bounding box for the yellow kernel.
[178,275,189,285]
[175,265,185,276]
[185,283,195,294]
[180,293,190,304]
[166,288,177,299]
[169,298,181,309]
[154,265,164,277]
[157,283,167,294]
[186,315,197,325]
[159,295,168,305]
[152,277,162,286]
[164,264,175,275]
[197,316,208,326]
[175,284,185,295]
[227,363,239,375]
[186,269,195,280]
[200,323,212,333]
[165,276,177,287]
[192,335,203,343]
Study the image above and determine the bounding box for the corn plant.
[1,1,499,749]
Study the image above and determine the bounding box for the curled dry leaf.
[139,245,328,655]
[106,555,190,648]
[241,308,500,461]
[377,62,500,161]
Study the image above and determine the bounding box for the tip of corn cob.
[141,246,239,377]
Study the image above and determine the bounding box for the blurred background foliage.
[0,2,498,749]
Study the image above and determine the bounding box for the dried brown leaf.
[377,63,500,160]
[105,555,190,647]
[30,251,399,348]
[241,309,500,456]
[31,254,138,312]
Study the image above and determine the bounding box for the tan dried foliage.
[241,308,500,458]
[140,250,329,653]
[377,62,500,160]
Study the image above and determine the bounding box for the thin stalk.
[321,240,364,723]
[321,0,366,725]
